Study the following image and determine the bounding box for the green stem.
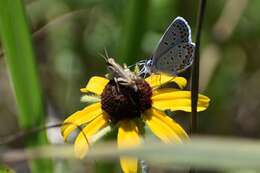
[191,0,207,134]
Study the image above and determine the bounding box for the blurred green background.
[1,0,260,172]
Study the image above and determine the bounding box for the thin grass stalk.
[119,0,149,64]
[191,0,207,134]
[0,0,52,172]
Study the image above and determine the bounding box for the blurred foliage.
[0,165,15,173]
[0,0,52,172]
[1,0,260,172]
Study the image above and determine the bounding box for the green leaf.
[0,0,52,173]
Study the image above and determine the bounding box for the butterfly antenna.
[128,60,143,69]
[128,62,138,69]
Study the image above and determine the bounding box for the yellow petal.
[118,120,141,148]
[149,108,188,138]
[120,157,138,173]
[74,113,109,159]
[153,90,209,101]
[152,88,179,96]
[152,91,210,112]
[145,74,187,89]
[143,108,188,143]
[118,120,141,173]
[80,76,109,95]
[61,103,102,140]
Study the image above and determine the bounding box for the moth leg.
[113,77,121,93]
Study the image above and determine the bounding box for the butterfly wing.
[152,17,193,65]
[154,42,195,75]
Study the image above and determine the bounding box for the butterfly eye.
[146,59,153,67]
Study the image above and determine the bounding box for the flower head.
[61,65,210,173]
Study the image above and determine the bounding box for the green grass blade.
[0,0,52,173]
[4,137,260,170]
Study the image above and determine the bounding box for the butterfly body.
[140,17,195,76]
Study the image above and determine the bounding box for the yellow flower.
[61,74,210,173]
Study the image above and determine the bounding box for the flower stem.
[191,0,207,134]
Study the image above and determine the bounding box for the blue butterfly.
[139,17,195,76]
